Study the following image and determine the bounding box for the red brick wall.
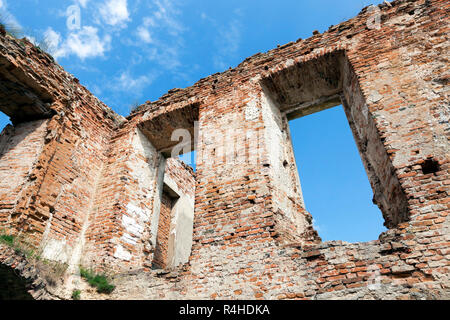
[0,35,123,264]
[165,158,195,200]
[126,0,449,299]
[83,126,162,270]
[0,120,48,228]
[153,191,174,269]
[0,0,448,300]
[82,127,196,271]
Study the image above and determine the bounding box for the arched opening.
[0,264,33,300]
[0,111,11,133]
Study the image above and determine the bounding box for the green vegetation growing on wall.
[79,267,115,294]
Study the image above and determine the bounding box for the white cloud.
[44,28,62,52]
[77,0,89,8]
[114,71,154,94]
[136,0,184,43]
[152,0,184,36]
[213,18,241,70]
[0,0,22,31]
[134,0,184,70]
[312,219,321,231]
[99,0,130,27]
[46,26,111,60]
[25,35,37,45]
[136,26,152,44]
[66,26,111,59]
[143,43,181,70]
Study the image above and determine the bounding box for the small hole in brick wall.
[421,158,440,175]
[289,105,386,243]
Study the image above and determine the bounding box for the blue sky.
[0,0,386,242]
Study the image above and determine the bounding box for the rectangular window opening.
[288,104,387,243]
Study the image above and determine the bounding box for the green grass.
[79,267,115,294]
[0,234,15,246]
[0,231,69,286]
[71,289,81,300]
[0,233,36,258]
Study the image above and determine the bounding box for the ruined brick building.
[0,0,449,300]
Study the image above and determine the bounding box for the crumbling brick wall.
[0,0,448,300]
[0,35,125,267]
[0,120,48,227]
[153,191,175,269]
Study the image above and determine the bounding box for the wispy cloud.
[114,71,155,94]
[45,26,111,60]
[76,0,90,8]
[136,25,153,44]
[137,0,184,38]
[43,27,61,52]
[0,0,22,31]
[99,0,130,28]
[134,0,185,70]
[100,70,157,115]
[213,10,243,70]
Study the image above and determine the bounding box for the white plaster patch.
[41,239,69,263]
[285,58,294,68]
[362,103,369,122]
[170,209,179,236]
[245,100,260,121]
[368,91,383,103]
[126,203,149,222]
[114,245,132,261]
[121,233,138,246]
[122,214,144,237]
[249,74,262,84]
[142,111,151,121]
